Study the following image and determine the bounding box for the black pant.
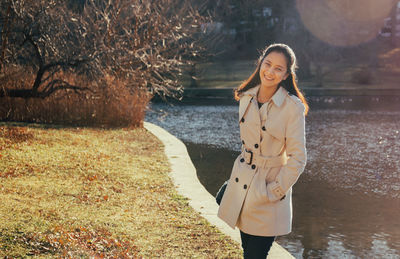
[240,230,275,259]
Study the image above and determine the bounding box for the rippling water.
[146,103,400,198]
[145,101,400,258]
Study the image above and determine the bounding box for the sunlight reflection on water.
[146,103,400,198]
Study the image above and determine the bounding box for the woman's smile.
[259,51,289,88]
[263,74,274,81]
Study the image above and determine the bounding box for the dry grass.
[0,70,150,128]
[0,122,242,258]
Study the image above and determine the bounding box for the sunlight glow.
[296,0,395,46]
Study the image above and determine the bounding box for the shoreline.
[182,87,400,98]
[150,88,400,109]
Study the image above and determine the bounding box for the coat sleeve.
[266,103,307,202]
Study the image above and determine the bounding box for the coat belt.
[242,149,287,168]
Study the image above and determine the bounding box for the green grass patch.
[0,122,242,258]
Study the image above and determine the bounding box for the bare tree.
[0,0,212,99]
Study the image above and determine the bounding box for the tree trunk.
[391,0,399,47]
[0,4,12,73]
[315,64,323,87]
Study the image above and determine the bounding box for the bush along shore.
[0,122,242,258]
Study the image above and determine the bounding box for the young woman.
[217,43,308,258]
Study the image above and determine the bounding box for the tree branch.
[42,79,92,97]
[43,58,90,72]
[0,79,92,98]
[24,33,43,69]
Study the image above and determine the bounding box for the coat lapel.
[238,95,252,122]
[238,85,260,122]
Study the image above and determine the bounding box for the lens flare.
[296,0,395,46]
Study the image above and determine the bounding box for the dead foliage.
[0,72,150,127]
[1,225,139,258]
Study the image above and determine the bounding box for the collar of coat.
[238,85,288,122]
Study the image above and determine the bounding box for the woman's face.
[259,51,289,89]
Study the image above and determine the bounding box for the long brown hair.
[234,43,309,115]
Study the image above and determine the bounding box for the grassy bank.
[0,122,242,258]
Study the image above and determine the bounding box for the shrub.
[0,73,151,128]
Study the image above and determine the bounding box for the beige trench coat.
[217,85,307,236]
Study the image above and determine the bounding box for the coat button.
[241,118,245,123]
[254,144,259,148]
[240,158,245,163]
[251,165,256,169]
[242,140,245,144]
[262,126,266,131]
[243,184,247,189]
[235,177,239,182]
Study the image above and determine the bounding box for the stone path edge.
[144,122,294,259]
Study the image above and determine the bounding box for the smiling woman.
[218,43,309,258]
[235,43,308,113]
[258,52,290,103]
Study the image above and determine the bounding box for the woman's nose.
[266,67,274,75]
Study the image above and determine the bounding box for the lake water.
[145,98,400,259]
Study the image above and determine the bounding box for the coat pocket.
[250,172,271,205]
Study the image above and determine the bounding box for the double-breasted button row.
[239,157,256,169]
[233,177,247,190]
[242,140,258,149]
